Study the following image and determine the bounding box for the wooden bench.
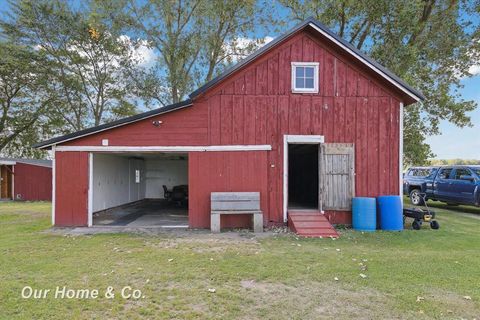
[210,192,263,233]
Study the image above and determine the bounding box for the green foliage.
[2,0,139,133]
[429,159,480,165]
[110,0,271,104]
[0,41,55,158]
[279,0,479,165]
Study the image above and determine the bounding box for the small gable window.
[291,62,319,93]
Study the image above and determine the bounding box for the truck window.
[454,168,472,180]
[438,168,452,179]
[408,168,432,177]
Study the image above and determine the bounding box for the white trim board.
[55,145,272,152]
[308,23,421,102]
[283,135,325,222]
[0,161,16,165]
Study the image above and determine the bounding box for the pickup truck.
[403,166,480,206]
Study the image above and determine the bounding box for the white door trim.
[283,135,325,222]
[55,145,272,152]
[88,152,93,227]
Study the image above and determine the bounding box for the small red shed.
[35,18,423,234]
[0,158,52,201]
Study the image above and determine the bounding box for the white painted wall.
[92,154,145,212]
[145,159,188,198]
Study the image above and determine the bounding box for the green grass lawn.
[0,201,479,319]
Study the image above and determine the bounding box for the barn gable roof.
[190,17,424,102]
[35,17,423,149]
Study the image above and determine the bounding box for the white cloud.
[118,35,156,67]
[468,64,480,76]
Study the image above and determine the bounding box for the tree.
[1,0,140,133]
[0,41,54,158]
[279,0,479,165]
[115,0,270,105]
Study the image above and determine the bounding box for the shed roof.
[35,17,423,149]
[0,157,52,168]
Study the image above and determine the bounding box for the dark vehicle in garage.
[403,166,480,206]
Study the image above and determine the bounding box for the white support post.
[51,145,56,226]
[88,152,93,227]
[399,102,404,203]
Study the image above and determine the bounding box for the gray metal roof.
[0,157,52,168]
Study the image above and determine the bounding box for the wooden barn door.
[1,165,12,199]
[320,143,355,211]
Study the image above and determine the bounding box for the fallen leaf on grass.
[208,288,216,293]
[463,296,472,300]
[416,296,425,302]
[168,258,174,262]
[359,273,367,279]
[334,277,339,281]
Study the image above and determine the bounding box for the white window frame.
[291,62,319,93]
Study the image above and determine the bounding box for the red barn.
[35,19,423,235]
[0,158,52,201]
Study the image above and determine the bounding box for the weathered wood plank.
[211,201,260,211]
[211,192,260,201]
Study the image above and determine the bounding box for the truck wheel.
[409,189,425,206]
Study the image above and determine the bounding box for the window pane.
[455,169,471,179]
[305,67,314,77]
[296,66,304,77]
[439,168,452,179]
[305,78,314,88]
[295,77,304,88]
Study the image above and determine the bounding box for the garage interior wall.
[92,154,146,212]
[145,158,188,198]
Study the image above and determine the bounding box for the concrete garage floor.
[93,199,188,228]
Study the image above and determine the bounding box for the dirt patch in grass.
[237,280,390,319]
[145,236,263,255]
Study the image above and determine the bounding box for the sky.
[1,1,478,160]
[424,76,480,159]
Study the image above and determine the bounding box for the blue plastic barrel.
[352,197,377,231]
[377,195,403,231]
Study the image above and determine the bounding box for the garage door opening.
[288,144,319,210]
[91,153,188,228]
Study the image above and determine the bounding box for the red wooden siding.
[55,152,89,226]
[200,31,401,225]
[189,151,268,228]
[53,29,404,227]
[64,103,209,147]
[13,163,52,201]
